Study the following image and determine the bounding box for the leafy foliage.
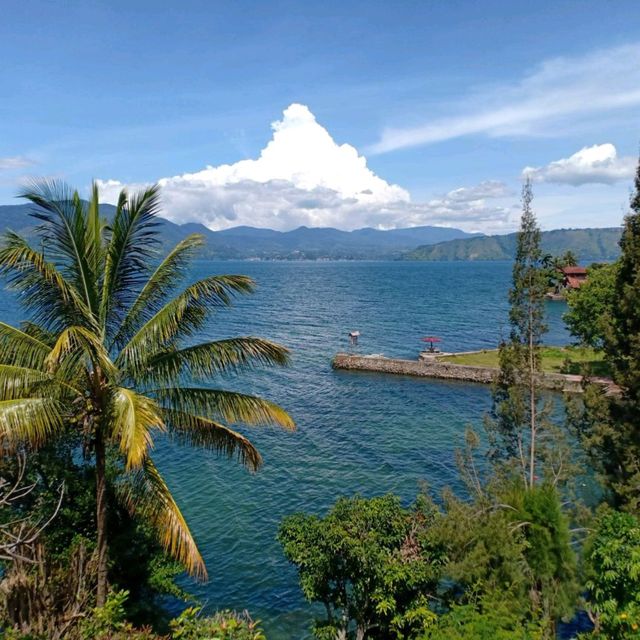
[569,157,640,512]
[418,595,544,639]
[565,262,619,349]
[583,510,640,638]
[170,607,265,640]
[77,593,266,640]
[433,479,578,637]
[279,494,444,639]
[542,250,578,292]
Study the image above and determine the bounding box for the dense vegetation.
[406,227,622,262]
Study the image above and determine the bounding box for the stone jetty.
[332,353,617,394]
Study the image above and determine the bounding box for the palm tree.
[0,181,294,605]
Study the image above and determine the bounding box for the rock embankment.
[331,353,613,394]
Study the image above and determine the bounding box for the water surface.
[0,260,570,638]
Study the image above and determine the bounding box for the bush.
[170,607,265,640]
[583,510,640,638]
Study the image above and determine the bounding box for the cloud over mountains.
[98,104,512,232]
[523,143,636,186]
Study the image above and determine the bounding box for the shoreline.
[332,352,619,395]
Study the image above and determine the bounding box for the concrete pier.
[331,353,614,394]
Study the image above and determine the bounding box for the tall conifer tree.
[599,158,640,510]
[488,179,549,488]
[569,156,640,511]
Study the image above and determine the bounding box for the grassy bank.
[439,345,610,377]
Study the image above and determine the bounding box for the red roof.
[560,266,587,276]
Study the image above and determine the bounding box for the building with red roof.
[560,266,588,289]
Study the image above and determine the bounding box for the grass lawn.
[439,346,611,377]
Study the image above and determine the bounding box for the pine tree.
[606,159,640,398]
[568,156,640,511]
[488,179,549,488]
[582,157,640,511]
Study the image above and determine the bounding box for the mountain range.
[0,203,475,260]
[0,203,622,262]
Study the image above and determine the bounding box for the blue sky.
[1,0,639,232]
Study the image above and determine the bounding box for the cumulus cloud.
[369,43,640,154]
[522,143,636,186]
[98,104,513,232]
[0,156,33,170]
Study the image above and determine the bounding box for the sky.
[1,0,639,233]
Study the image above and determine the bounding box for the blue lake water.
[0,260,571,638]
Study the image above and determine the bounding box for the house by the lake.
[560,266,588,290]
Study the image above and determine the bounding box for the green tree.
[433,479,578,639]
[0,181,294,605]
[606,158,640,397]
[488,179,550,488]
[583,510,640,638]
[542,250,579,292]
[418,596,543,640]
[473,181,578,637]
[564,262,618,349]
[570,157,640,511]
[279,494,444,640]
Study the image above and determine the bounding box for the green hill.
[405,227,622,262]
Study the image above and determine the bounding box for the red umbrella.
[420,336,442,351]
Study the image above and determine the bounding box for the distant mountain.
[405,228,622,263]
[0,203,475,260]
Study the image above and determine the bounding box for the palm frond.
[19,179,100,314]
[117,457,207,579]
[111,388,164,470]
[0,364,75,400]
[0,397,63,448]
[0,233,94,332]
[110,234,204,349]
[19,322,57,346]
[46,326,117,380]
[152,387,295,430]
[86,181,105,279]
[0,322,52,369]
[101,185,162,334]
[162,408,262,471]
[117,275,255,372]
[133,337,290,385]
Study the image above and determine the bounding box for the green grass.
[439,346,611,377]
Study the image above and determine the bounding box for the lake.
[0,260,571,638]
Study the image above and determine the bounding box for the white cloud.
[0,156,33,170]
[446,181,512,202]
[98,104,512,233]
[522,143,636,186]
[368,43,640,154]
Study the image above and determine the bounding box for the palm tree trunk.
[95,430,108,607]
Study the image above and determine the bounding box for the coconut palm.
[0,181,294,605]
